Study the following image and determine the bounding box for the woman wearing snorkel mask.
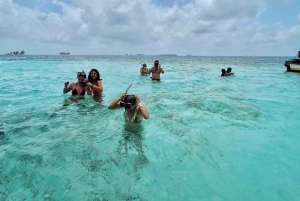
[108,93,149,124]
[63,71,89,96]
[63,71,90,104]
[140,63,148,76]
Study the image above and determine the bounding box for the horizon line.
[0,54,294,57]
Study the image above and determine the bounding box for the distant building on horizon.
[4,50,25,55]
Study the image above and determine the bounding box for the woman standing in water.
[63,71,88,96]
[108,93,149,124]
[140,63,148,76]
[86,69,103,101]
[63,71,89,104]
[109,91,150,164]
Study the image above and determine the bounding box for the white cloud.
[0,0,299,55]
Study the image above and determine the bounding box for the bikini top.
[72,83,85,95]
[123,109,142,123]
[91,80,102,93]
[92,87,98,93]
[141,67,148,74]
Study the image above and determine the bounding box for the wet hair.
[88,69,101,82]
[221,69,226,76]
[123,95,136,104]
[227,68,232,73]
[123,95,140,107]
[142,63,147,67]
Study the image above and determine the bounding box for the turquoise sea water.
[1,55,300,200]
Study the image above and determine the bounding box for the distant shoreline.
[0,54,293,57]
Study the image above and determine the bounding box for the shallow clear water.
[1,55,300,200]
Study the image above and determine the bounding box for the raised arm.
[63,82,73,94]
[108,93,127,110]
[137,103,149,119]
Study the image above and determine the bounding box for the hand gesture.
[136,103,143,110]
[64,81,69,87]
[86,82,93,87]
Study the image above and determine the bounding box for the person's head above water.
[77,71,86,83]
[227,68,232,73]
[120,95,139,109]
[107,93,149,122]
[221,69,226,76]
[154,60,159,67]
[88,69,101,82]
[142,63,147,67]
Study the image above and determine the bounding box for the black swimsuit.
[72,83,85,95]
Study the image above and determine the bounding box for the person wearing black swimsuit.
[63,71,90,98]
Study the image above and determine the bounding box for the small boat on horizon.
[284,51,300,72]
[59,52,70,55]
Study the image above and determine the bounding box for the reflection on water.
[118,124,148,165]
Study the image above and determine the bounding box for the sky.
[0,0,299,56]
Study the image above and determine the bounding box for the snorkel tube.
[125,83,133,93]
[119,83,134,108]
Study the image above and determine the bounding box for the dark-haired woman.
[221,69,227,76]
[110,93,150,164]
[108,93,149,124]
[86,69,103,101]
